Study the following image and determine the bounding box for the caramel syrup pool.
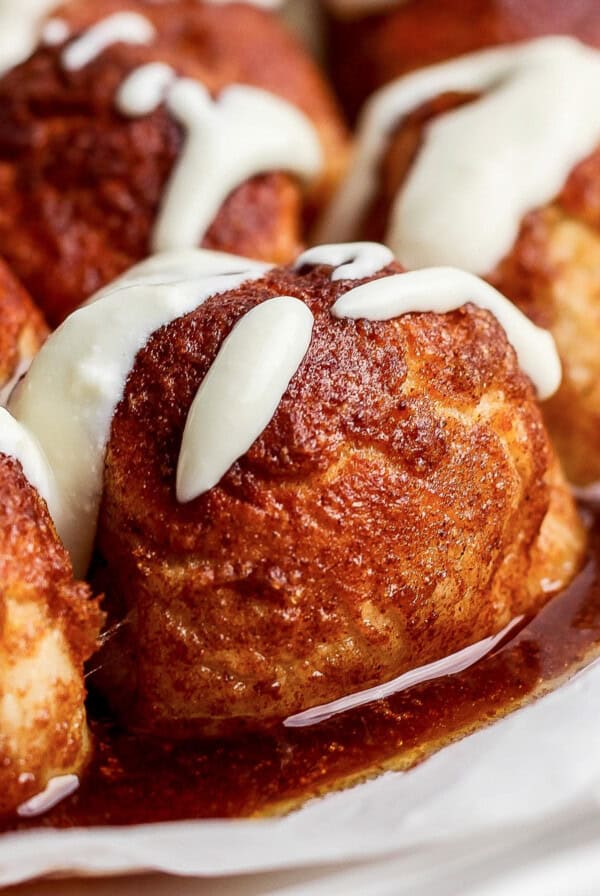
[5,505,600,830]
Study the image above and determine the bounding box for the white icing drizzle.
[0,355,34,407]
[10,251,270,576]
[17,775,79,818]
[321,37,600,276]
[177,296,314,503]
[0,0,60,74]
[294,242,394,281]
[61,12,156,71]
[285,616,522,727]
[41,17,70,47]
[116,61,176,116]
[0,407,57,516]
[117,65,323,253]
[331,266,562,400]
[93,247,263,295]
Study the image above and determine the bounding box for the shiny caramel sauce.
[4,504,600,831]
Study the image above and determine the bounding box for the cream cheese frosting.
[321,37,600,276]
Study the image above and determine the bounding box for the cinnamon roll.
[0,0,347,324]
[6,244,584,736]
[322,37,600,485]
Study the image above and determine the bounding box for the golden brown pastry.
[0,451,102,817]
[322,37,600,485]
[0,0,348,324]
[61,245,586,738]
[327,0,600,119]
[0,258,47,405]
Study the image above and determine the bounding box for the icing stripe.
[10,251,269,575]
[0,0,60,74]
[17,775,79,819]
[285,616,522,727]
[61,12,155,71]
[294,242,394,281]
[41,17,69,46]
[320,37,600,275]
[331,266,562,399]
[0,355,33,407]
[116,61,176,116]
[0,407,57,516]
[177,296,314,503]
[117,68,323,253]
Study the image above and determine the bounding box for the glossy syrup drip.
[2,503,600,831]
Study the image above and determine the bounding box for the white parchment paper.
[1,658,599,889]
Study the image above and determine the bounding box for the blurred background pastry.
[321,37,600,485]
[0,0,348,324]
[5,244,580,737]
[326,0,600,120]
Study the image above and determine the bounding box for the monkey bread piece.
[0,257,47,405]
[89,248,585,738]
[327,0,600,119]
[0,0,348,326]
[0,452,102,817]
[321,37,600,485]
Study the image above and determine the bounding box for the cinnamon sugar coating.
[0,258,47,401]
[328,0,600,119]
[0,454,103,816]
[361,92,600,484]
[0,0,348,324]
[93,262,585,736]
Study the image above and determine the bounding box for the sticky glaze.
[321,37,600,275]
[177,296,314,503]
[117,66,323,252]
[2,507,599,828]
